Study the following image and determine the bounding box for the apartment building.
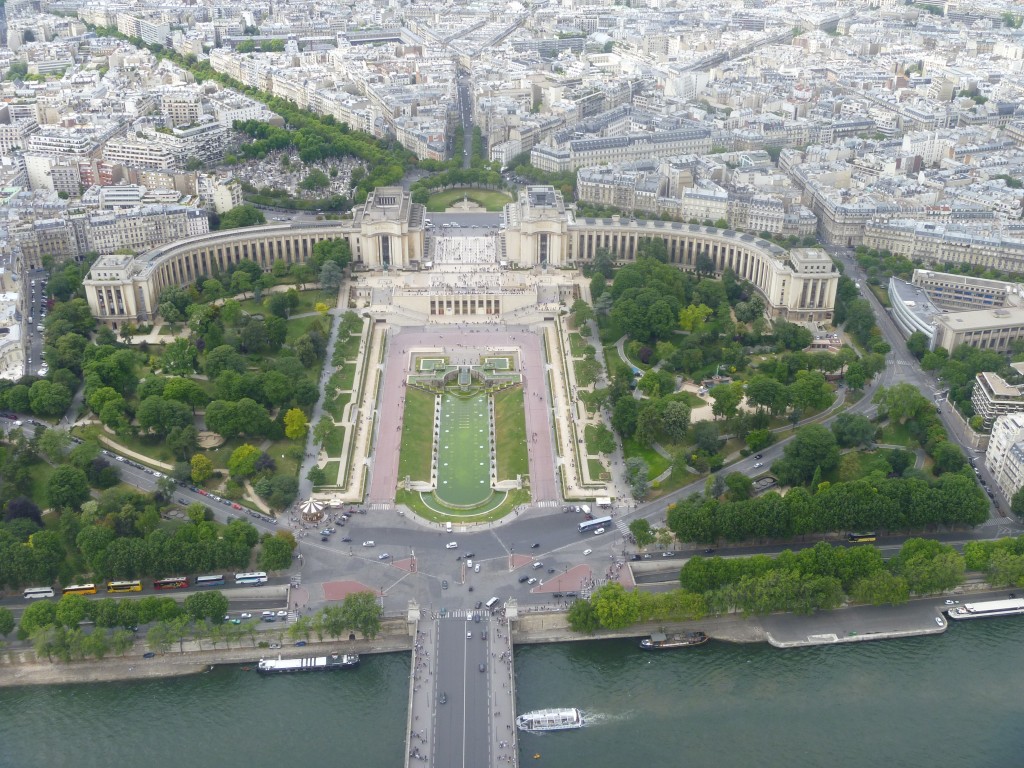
[532,128,713,172]
[985,413,1024,503]
[972,371,1024,431]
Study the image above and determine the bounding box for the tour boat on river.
[516,708,584,732]
[639,631,708,650]
[256,653,360,674]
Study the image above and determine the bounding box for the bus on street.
[106,580,143,593]
[153,576,190,590]
[234,571,268,585]
[23,587,55,599]
[579,516,613,534]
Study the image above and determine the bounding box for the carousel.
[298,498,326,525]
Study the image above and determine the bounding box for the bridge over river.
[405,602,519,768]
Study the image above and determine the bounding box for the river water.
[2,619,1022,768]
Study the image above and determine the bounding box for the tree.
[227,444,261,477]
[852,570,909,606]
[1012,487,1024,518]
[47,465,90,510]
[710,381,744,420]
[320,261,344,291]
[137,396,192,437]
[725,472,753,501]
[28,380,72,418]
[4,496,42,525]
[341,591,382,639]
[678,303,713,333]
[624,457,650,499]
[931,442,966,475]
[161,339,199,376]
[55,593,90,628]
[110,627,136,656]
[313,418,334,446]
[0,607,15,638]
[906,331,930,360]
[284,408,309,440]
[36,428,71,462]
[258,531,296,570]
[183,591,229,624]
[190,453,213,484]
[590,582,641,629]
[567,598,600,633]
[629,519,656,548]
[20,600,58,636]
[691,421,721,455]
[218,205,266,229]
[771,425,839,487]
[661,401,691,443]
[830,413,875,448]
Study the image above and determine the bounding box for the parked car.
[442,580,448,590]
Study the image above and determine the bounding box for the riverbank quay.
[1,588,1015,687]
[0,631,414,688]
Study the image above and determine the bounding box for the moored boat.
[639,631,708,650]
[946,598,1024,621]
[516,708,584,732]
[256,653,360,674]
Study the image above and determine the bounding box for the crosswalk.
[369,503,391,512]
[615,519,630,537]
[536,500,559,508]
[435,608,487,620]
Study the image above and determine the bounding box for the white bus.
[23,587,55,599]
[578,516,613,534]
[194,574,225,587]
[235,571,268,585]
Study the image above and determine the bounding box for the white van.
[485,597,499,609]
[445,521,453,533]
[532,561,543,569]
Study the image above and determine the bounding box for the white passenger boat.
[515,708,584,732]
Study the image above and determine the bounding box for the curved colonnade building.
[85,186,837,327]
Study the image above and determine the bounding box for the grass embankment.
[426,188,513,212]
[493,387,528,481]
[397,387,435,482]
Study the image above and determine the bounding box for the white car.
[240,612,253,619]
[445,542,458,549]
[378,553,391,560]
[753,463,764,469]
[593,528,606,535]
[362,541,375,547]
[583,549,592,556]
[474,564,480,573]
[276,610,288,618]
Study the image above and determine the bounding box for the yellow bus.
[62,583,98,595]
[106,580,143,593]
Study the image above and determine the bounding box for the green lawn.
[426,188,513,212]
[835,450,895,484]
[325,392,350,422]
[73,424,178,466]
[667,391,706,408]
[567,332,590,358]
[587,458,605,481]
[237,289,335,317]
[323,426,346,457]
[332,333,361,364]
[493,387,528,481]
[30,462,56,509]
[878,421,916,447]
[285,314,327,344]
[318,460,341,486]
[396,487,530,523]
[584,423,615,455]
[621,437,671,478]
[649,462,698,498]
[398,387,435,482]
[334,363,356,391]
[435,391,492,506]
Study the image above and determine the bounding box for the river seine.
[2,618,1022,768]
